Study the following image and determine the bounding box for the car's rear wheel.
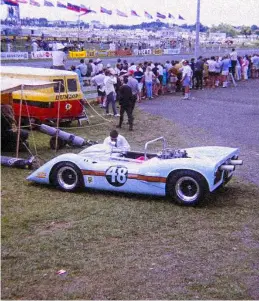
[51,162,83,192]
[167,170,208,206]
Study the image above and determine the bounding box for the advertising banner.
[86,50,96,58]
[115,49,132,56]
[31,51,53,59]
[1,52,29,60]
[96,50,108,57]
[108,51,116,57]
[69,51,86,58]
[153,49,163,55]
[163,48,181,55]
[138,49,152,55]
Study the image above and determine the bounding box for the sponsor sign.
[86,50,96,58]
[163,48,181,55]
[31,51,53,59]
[69,51,86,58]
[153,49,163,55]
[1,52,29,60]
[108,51,116,57]
[138,49,152,55]
[115,49,132,56]
[96,50,108,57]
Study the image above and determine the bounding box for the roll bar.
[144,137,167,160]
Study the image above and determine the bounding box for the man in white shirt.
[104,70,119,116]
[91,70,106,107]
[181,60,192,99]
[103,130,130,151]
[52,43,66,70]
[230,48,238,76]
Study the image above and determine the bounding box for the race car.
[27,137,243,206]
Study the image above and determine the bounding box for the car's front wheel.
[51,162,83,192]
[167,170,208,206]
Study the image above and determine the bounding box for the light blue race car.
[27,137,243,206]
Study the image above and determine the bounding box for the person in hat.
[52,43,66,70]
[95,58,103,74]
[103,129,130,151]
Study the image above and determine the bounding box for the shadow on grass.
[27,179,248,209]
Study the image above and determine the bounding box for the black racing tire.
[51,162,83,192]
[49,136,67,150]
[166,170,208,206]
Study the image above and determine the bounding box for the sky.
[1,0,259,27]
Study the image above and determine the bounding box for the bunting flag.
[178,14,185,20]
[17,0,28,3]
[3,0,18,6]
[67,2,80,12]
[80,4,90,13]
[168,13,174,19]
[57,1,66,8]
[100,6,112,15]
[116,9,127,17]
[80,5,96,15]
[144,11,152,19]
[44,0,54,7]
[156,12,166,19]
[30,0,40,7]
[131,10,139,17]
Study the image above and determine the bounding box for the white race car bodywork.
[27,137,243,205]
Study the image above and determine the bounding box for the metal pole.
[77,13,80,42]
[194,0,201,59]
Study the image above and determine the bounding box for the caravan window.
[53,79,65,92]
[67,78,77,92]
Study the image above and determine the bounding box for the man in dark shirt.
[116,77,134,131]
[194,56,204,89]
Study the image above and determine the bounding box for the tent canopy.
[0,77,57,94]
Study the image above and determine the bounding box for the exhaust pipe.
[219,165,235,172]
[229,159,243,165]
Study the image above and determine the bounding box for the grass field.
[1,105,259,300]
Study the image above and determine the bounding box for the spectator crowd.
[62,49,259,130]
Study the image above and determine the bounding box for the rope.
[24,99,39,158]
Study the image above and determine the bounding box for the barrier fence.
[1,48,183,60]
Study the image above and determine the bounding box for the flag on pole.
[178,14,185,20]
[116,9,127,17]
[30,0,40,7]
[156,12,166,19]
[57,1,66,8]
[80,4,90,13]
[144,11,152,19]
[131,10,139,17]
[100,6,112,15]
[44,0,54,7]
[67,2,80,12]
[3,0,18,6]
[168,13,174,19]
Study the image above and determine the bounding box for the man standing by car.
[117,77,134,131]
[103,130,130,151]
